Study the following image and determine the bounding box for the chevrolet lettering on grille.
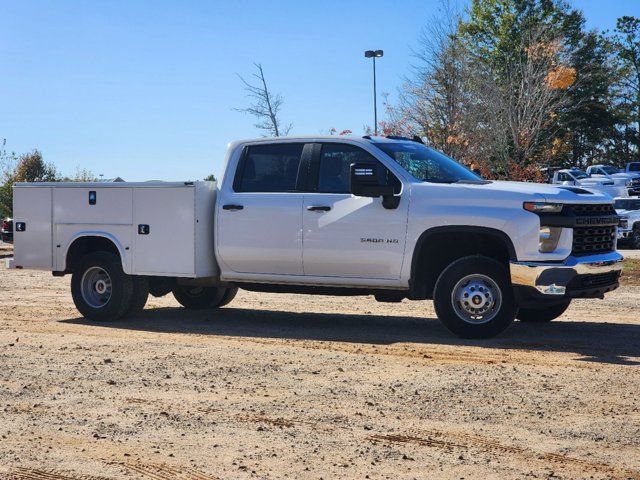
[575,216,619,226]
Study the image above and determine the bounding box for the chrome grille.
[569,203,616,216]
[572,225,616,256]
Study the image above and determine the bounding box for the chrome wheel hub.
[80,267,112,309]
[451,274,502,324]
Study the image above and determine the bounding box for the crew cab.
[586,165,640,196]
[551,168,628,198]
[7,136,624,338]
[615,197,640,249]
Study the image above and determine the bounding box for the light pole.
[364,49,383,135]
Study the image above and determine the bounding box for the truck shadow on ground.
[62,306,640,366]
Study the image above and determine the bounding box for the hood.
[411,180,612,205]
[473,181,612,203]
[577,177,614,185]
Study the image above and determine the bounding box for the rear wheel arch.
[409,226,517,300]
[64,234,127,274]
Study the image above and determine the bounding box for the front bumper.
[511,251,623,298]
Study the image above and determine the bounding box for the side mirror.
[350,163,394,198]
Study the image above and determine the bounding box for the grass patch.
[621,258,640,286]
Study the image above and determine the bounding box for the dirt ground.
[0,248,639,479]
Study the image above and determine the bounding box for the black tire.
[630,227,640,249]
[125,276,149,316]
[71,251,134,321]
[433,255,516,339]
[149,278,174,298]
[218,287,238,307]
[172,285,229,310]
[516,301,571,323]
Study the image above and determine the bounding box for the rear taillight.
[1,220,8,230]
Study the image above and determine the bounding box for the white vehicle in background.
[615,197,640,249]
[7,136,624,339]
[586,165,640,196]
[551,168,628,198]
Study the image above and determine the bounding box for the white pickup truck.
[615,197,640,248]
[8,136,624,338]
[551,168,628,198]
[586,165,640,196]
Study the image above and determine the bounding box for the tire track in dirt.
[222,336,617,369]
[5,468,112,480]
[369,430,640,479]
[119,461,219,480]
[232,411,640,479]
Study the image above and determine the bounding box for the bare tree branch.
[235,63,292,137]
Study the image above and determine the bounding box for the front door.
[216,143,305,275]
[302,143,409,279]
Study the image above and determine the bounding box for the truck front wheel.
[630,227,640,249]
[433,256,516,338]
[71,252,134,321]
[516,301,571,323]
[172,285,236,309]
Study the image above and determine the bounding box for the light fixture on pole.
[364,49,383,135]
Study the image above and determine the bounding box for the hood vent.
[558,186,593,195]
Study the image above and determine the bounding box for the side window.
[317,143,398,194]
[235,143,304,192]
[557,173,567,182]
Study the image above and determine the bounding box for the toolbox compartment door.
[13,186,53,269]
[132,187,196,276]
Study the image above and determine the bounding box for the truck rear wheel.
[71,252,134,321]
[433,255,516,338]
[218,287,238,307]
[516,301,571,323]
[172,285,235,310]
[125,276,149,316]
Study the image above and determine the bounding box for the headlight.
[538,226,562,253]
[619,215,629,229]
[523,202,564,213]
[626,180,633,187]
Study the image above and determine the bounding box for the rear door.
[302,143,409,279]
[216,143,306,275]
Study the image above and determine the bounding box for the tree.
[0,139,17,218]
[235,63,292,137]
[13,150,57,182]
[203,174,216,181]
[610,16,640,161]
[0,150,58,218]
[59,166,98,182]
[397,1,472,160]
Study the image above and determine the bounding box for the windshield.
[629,163,640,172]
[615,199,640,210]
[601,166,620,175]
[571,170,590,179]
[372,142,482,183]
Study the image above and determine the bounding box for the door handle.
[222,204,244,211]
[307,205,331,212]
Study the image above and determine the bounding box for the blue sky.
[1,0,638,181]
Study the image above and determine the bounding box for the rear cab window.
[234,143,304,192]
